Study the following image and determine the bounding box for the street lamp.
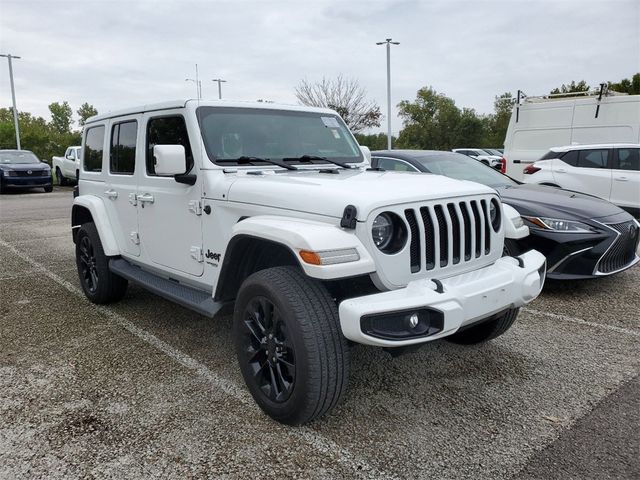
[1,53,22,149]
[376,38,399,150]
[185,78,202,99]
[211,78,227,99]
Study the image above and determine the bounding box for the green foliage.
[608,73,640,95]
[48,101,73,133]
[550,80,590,96]
[77,102,98,126]
[354,132,396,151]
[0,105,82,163]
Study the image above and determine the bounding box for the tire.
[480,160,490,166]
[503,238,520,257]
[56,167,67,186]
[0,180,4,194]
[446,307,520,344]
[233,266,349,425]
[75,222,128,304]
[44,185,53,193]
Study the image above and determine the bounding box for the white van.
[503,89,640,181]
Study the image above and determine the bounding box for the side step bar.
[109,258,222,318]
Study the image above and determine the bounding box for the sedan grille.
[597,221,640,274]
[404,199,493,273]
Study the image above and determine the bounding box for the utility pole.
[1,53,22,149]
[212,78,227,99]
[375,39,399,150]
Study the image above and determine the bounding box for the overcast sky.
[1,0,638,134]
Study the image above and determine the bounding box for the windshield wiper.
[282,155,354,169]
[220,156,297,171]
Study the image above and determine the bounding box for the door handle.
[137,193,154,204]
[615,176,629,181]
[104,189,118,199]
[555,168,567,173]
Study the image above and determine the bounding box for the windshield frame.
[414,153,519,188]
[195,106,364,168]
[0,151,40,165]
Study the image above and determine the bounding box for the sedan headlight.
[524,216,594,233]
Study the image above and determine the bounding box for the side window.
[577,149,609,169]
[615,148,640,171]
[375,157,417,172]
[540,150,559,160]
[559,150,578,166]
[146,116,193,175]
[110,121,138,175]
[83,126,105,172]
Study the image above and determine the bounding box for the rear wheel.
[233,266,349,425]
[446,308,520,344]
[75,222,127,304]
[56,167,67,186]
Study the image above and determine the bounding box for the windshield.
[197,107,363,166]
[0,151,39,164]
[416,153,517,188]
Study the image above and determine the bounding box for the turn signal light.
[523,165,541,175]
[500,158,507,174]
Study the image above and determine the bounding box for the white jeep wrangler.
[72,100,546,425]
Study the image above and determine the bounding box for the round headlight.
[372,213,394,250]
[489,199,501,231]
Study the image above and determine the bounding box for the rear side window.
[110,121,137,175]
[560,150,578,166]
[540,150,560,160]
[578,149,609,169]
[84,126,105,172]
[615,148,640,171]
[374,157,418,172]
[146,116,193,175]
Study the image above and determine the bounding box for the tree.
[609,73,640,95]
[354,132,395,151]
[77,103,98,127]
[48,101,73,133]
[550,80,590,96]
[484,92,514,147]
[295,76,381,133]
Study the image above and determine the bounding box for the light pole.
[1,53,22,149]
[376,38,399,150]
[186,63,202,99]
[211,78,226,99]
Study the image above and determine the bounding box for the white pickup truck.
[71,100,546,425]
[52,146,81,185]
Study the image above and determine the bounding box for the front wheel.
[75,222,128,304]
[56,167,67,186]
[233,266,349,425]
[44,185,53,193]
[446,308,520,344]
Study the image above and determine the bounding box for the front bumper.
[339,249,546,347]
[2,175,52,188]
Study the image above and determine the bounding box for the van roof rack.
[515,83,628,122]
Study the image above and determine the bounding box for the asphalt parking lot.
[1,188,639,479]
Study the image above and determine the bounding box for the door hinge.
[130,232,140,245]
[128,193,138,206]
[190,246,204,262]
[188,200,202,216]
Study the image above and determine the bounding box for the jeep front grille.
[597,221,639,274]
[404,199,493,273]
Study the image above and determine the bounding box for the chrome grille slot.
[405,209,420,273]
[447,203,461,264]
[420,207,436,270]
[434,205,448,267]
[480,199,491,254]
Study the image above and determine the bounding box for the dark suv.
[0,150,53,193]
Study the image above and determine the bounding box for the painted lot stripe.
[0,238,381,477]
[524,307,640,338]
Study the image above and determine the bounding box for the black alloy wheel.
[241,296,295,403]
[78,234,99,294]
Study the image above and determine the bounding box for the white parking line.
[0,238,382,477]
[524,307,640,338]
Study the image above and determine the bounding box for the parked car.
[452,148,502,168]
[503,89,640,181]
[522,144,640,218]
[483,148,504,157]
[71,100,545,425]
[371,150,640,280]
[52,146,81,185]
[0,150,53,193]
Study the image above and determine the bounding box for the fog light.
[360,308,444,341]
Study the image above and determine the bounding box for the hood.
[0,162,48,170]
[496,183,623,220]
[225,169,495,220]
